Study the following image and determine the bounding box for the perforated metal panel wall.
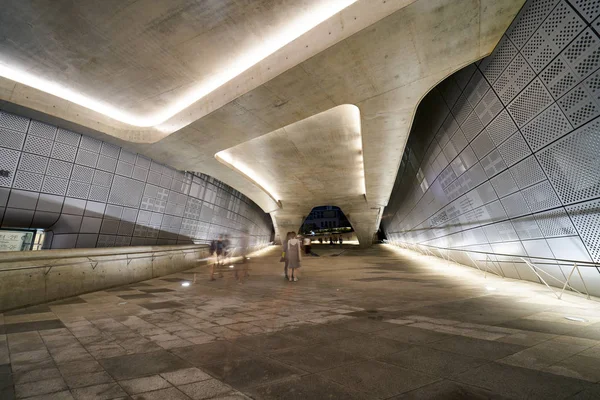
[0,112,273,249]
[382,0,600,268]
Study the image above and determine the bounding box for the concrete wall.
[382,0,600,296]
[0,245,211,311]
[0,108,273,250]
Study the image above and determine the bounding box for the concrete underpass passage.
[1,245,600,399]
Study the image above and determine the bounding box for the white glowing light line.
[0,0,357,127]
[216,152,281,204]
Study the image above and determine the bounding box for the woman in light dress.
[286,232,302,282]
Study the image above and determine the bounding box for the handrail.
[389,241,600,267]
[0,245,211,274]
[389,241,597,301]
[0,244,209,263]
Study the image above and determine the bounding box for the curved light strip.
[215,151,282,208]
[0,0,357,128]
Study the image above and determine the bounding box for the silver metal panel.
[501,191,531,218]
[12,171,43,192]
[18,153,48,175]
[521,180,561,212]
[537,118,600,204]
[498,132,532,167]
[80,136,102,153]
[569,0,600,22]
[486,110,518,145]
[100,142,120,158]
[494,54,535,104]
[46,159,72,179]
[0,127,26,150]
[509,155,546,189]
[108,175,145,208]
[521,104,572,151]
[51,142,77,163]
[55,128,81,146]
[566,198,600,262]
[0,111,29,132]
[28,121,56,140]
[23,135,53,157]
[479,36,518,84]
[507,78,554,126]
[506,0,560,49]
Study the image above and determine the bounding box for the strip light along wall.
[0,0,357,128]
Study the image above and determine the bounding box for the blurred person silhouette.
[302,235,312,256]
[236,229,250,282]
[222,234,231,264]
[210,235,225,281]
[281,231,293,280]
[286,232,302,282]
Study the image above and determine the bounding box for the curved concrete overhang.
[0,0,525,243]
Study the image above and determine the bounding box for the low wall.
[0,244,211,311]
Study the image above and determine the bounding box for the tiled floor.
[1,244,600,399]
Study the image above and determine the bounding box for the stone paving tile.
[4,320,65,333]
[119,374,172,394]
[427,335,527,361]
[70,382,127,400]
[99,351,191,380]
[117,294,156,300]
[247,374,369,400]
[12,366,62,384]
[390,379,512,399]
[283,325,358,344]
[171,341,252,367]
[63,371,115,389]
[320,359,439,399]
[379,346,489,378]
[269,344,365,373]
[140,301,186,310]
[202,357,303,389]
[332,318,398,333]
[544,354,600,382]
[178,379,232,399]
[375,325,456,344]
[331,334,413,358]
[454,362,594,399]
[131,387,191,400]
[15,376,67,398]
[160,367,212,386]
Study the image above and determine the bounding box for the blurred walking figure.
[319,237,323,244]
[329,236,334,245]
[339,236,343,245]
[281,232,293,280]
[210,235,225,281]
[303,235,312,255]
[236,229,250,282]
[222,234,231,265]
[286,232,302,282]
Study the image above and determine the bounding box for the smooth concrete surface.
[216,105,379,246]
[0,0,525,242]
[0,245,211,312]
[0,244,599,399]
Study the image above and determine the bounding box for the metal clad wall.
[382,0,600,279]
[0,111,273,249]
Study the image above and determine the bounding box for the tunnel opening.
[300,206,356,244]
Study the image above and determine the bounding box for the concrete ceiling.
[0,0,525,244]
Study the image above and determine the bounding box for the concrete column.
[270,212,309,244]
[342,206,381,248]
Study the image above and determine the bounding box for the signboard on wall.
[0,230,33,252]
